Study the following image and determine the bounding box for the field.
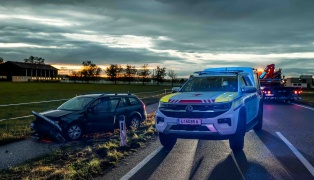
[0,82,171,145]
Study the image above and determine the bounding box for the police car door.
[239,76,253,122]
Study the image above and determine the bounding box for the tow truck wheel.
[65,123,82,141]
[159,132,177,150]
[254,105,263,131]
[229,110,246,152]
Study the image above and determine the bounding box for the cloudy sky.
[0,0,313,78]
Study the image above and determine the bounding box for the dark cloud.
[0,0,313,77]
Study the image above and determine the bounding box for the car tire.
[65,123,82,141]
[254,104,263,131]
[229,110,246,152]
[128,115,141,130]
[159,132,177,150]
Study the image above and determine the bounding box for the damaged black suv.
[30,93,147,142]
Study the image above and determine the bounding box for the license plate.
[265,94,274,96]
[178,119,201,125]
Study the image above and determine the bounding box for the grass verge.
[0,113,158,179]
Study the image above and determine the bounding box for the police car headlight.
[213,102,232,111]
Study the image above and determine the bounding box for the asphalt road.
[101,101,314,180]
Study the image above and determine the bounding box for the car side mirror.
[172,87,180,93]
[241,86,257,93]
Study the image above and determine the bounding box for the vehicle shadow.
[129,147,171,180]
[205,151,273,180]
[255,129,313,179]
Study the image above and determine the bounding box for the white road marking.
[231,153,245,180]
[0,115,33,122]
[290,103,314,111]
[120,146,163,180]
[276,132,314,177]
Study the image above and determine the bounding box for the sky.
[0,0,313,78]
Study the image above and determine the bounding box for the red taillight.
[140,100,146,111]
[294,91,297,94]
[299,91,302,94]
[268,91,271,94]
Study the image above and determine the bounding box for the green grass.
[0,113,158,179]
[0,82,170,145]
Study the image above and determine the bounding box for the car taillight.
[140,100,146,111]
[294,91,297,94]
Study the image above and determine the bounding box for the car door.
[86,97,115,132]
[115,97,131,121]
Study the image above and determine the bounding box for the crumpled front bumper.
[31,111,66,143]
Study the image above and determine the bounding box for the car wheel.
[254,104,263,131]
[128,115,141,130]
[65,123,82,141]
[229,110,246,152]
[159,132,177,150]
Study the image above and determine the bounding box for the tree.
[124,64,137,85]
[137,64,151,85]
[79,61,102,81]
[69,70,80,82]
[153,66,166,85]
[105,64,123,84]
[168,69,177,86]
[24,56,45,64]
[0,57,3,64]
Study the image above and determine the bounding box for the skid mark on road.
[276,132,314,177]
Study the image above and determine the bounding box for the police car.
[155,67,263,151]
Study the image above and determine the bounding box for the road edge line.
[276,132,314,177]
[120,146,163,180]
[290,103,314,111]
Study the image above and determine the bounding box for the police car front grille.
[160,111,226,118]
[170,125,209,131]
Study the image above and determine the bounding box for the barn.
[0,61,59,82]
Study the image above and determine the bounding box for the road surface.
[100,101,314,180]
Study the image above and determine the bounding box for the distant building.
[286,75,313,88]
[0,61,59,82]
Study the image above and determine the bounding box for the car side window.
[129,97,139,105]
[92,98,111,112]
[117,97,127,108]
[109,98,120,112]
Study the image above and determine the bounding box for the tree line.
[70,61,179,85]
[0,56,181,85]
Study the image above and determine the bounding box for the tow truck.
[260,64,302,102]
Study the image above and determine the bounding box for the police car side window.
[239,76,247,87]
[244,76,253,86]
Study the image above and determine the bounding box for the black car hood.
[40,109,74,118]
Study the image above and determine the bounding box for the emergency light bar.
[194,70,244,75]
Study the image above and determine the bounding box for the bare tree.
[137,64,151,85]
[153,66,166,85]
[124,64,137,85]
[168,69,177,86]
[105,64,123,84]
[24,56,45,64]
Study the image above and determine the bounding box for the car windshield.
[57,97,94,111]
[180,76,238,92]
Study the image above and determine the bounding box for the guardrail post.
[119,115,127,146]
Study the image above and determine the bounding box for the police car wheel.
[229,111,246,152]
[254,105,263,131]
[159,132,177,150]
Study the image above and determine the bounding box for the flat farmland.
[0,82,171,145]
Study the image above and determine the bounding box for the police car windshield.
[180,76,238,92]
